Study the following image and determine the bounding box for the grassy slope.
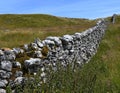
[0,14,95,48]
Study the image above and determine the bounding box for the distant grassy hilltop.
[0,14,95,48]
[0,14,95,30]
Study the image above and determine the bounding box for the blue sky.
[0,0,120,19]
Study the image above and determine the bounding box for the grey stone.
[0,70,6,79]
[0,70,11,79]
[30,43,38,50]
[62,35,73,42]
[66,43,73,50]
[24,44,29,51]
[97,19,105,26]
[8,80,15,88]
[0,50,4,56]
[12,61,21,68]
[0,80,8,85]
[69,50,74,55]
[6,72,12,79]
[0,81,6,88]
[0,55,6,61]
[74,33,82,40]
[4,50,16,61]
[13,48,24,55]
[14,77,25,85]
[24,58,41,73]
[34,38,44,48]
[61,35,73,50]
[0,89,6,93]
[42,40,55,46]
[46,36,62,46]
[24,58,41,67]
[0,61,12,71]
[15,71,23,77]
[34,51,42,58]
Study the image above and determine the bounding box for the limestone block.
[24,58,41,73]
[4,50,16,61]
[14,77,25,85]
[12,61,21,68]
[34,51,42,58]
[8,80,15,88]
[34,38,44,48]
[42,40,55,45]
[0,50,4,56]
[0,81,6,88]
[0,61,12,71]
[0,80,8,85]
[0,70,6,79]
[6,72,12,79]
[13,48,24,55]
[30,43,38,50]
[0,89,6,93]
[62,35,73,42]
[74,33,82,40]
[24,58,41,67]
[46,36,62,46]
[24,44,29,51]
[0,70,11,79]
[0,55,6,62]
[15,71,23,78]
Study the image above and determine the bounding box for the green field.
[1,14,120,93]
[0,14,95,48]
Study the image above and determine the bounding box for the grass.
[3,14,120,92]
[0,14,95,48]
[0,14,94,29]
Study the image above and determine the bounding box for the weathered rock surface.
[0,61,12,71]
[24,58,41,73]
[12,61,21,68]
[15,71,23,78]
[14,77,25,85]
[0,80,6,88]
[0,89,6,93]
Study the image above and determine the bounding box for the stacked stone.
[0,47,26,93]
[23,19,107,75]
[0,19,107,92]
[0,49,14,92]
[23,19,106,75]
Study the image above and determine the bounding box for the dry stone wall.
[0,19,107,92]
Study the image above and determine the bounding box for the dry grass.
[0,14,95,48]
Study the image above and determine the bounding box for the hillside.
[0,14,120,92]
[0,14,95,48]
[0,14,94,30]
